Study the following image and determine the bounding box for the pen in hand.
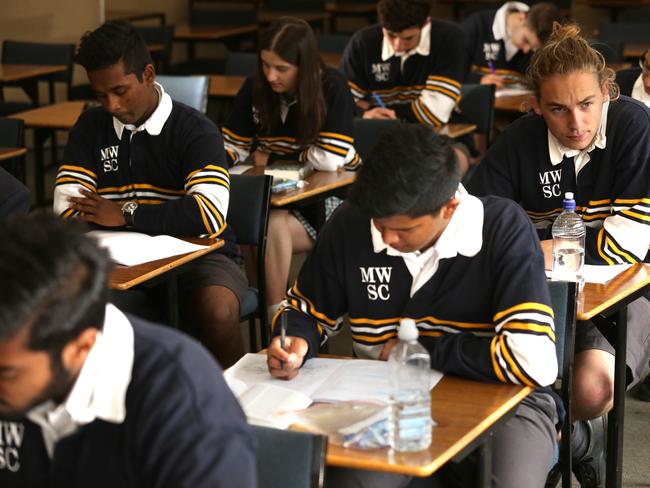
[488,61,496,75]
[371,92,387,109]
[280,312,287,370]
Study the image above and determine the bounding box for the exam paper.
[88,230,208,266]
[545,263,633,284]
[228,164,253,175]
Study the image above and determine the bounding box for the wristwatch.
[121,201,138,228]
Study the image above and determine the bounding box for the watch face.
[123,201,138,213]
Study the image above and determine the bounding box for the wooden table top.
[10,101,85,130]
[209,74,246,97]
[436,123,477,139]
[326,375,531,475]
[0,64,67,83]
[110,237,223,290]
[0,146,27,161]
[321,52,342,69]
[587,0,650,6]
[105,9,166,23]
[624,43,649,59]
[258,10,331,25]
[494,93,532,112]
[325,2,376,14]
[578,263,650,320]
[174,24,259,41]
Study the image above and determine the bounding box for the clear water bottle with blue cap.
[552,192,586,289]
[388,318,432,452]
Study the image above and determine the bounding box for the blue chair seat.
[240,287,259,319]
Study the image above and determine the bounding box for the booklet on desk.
[224,353,442,429]
[264,162,313,181]
[88,230,208,266]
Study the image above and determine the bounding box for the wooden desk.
[0,63,67,84]
[174,24,260,59]
[587,0,650,21]
[210,74,246,98]
[321,52,342,69]
[437,123,477,139]
[578,263,650,488]
[0,146,27,162]
[258,10,331,28]
[494,93,531,113]
[105,9,166,25]
[11,101,85,205]
[623,43,649,60]
[327,376,531,477]
[111,237,224,327]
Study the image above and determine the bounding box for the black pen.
[280,312,287,370]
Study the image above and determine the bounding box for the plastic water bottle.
[388,319,432,452]
[552,192,586,289]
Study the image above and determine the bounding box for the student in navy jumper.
[268,125,559,488]
[223,18,361,321]
[616,48,650,107]
[461,2,560,88]
[0,214,255,488]
[52,22,247,368]
[468,23,650,486]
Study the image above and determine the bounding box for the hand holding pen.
[363,93,397,120]
[481,61,505,89]
[267,311,309,380]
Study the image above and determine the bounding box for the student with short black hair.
[222,18,360,319]
[340,0,465,128]
[268,124,560,488]
[0,214,255,487]
[462,1,561,88]
[468,23,650,486]
[53,21,247,368]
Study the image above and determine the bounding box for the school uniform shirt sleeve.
[340,30,371,103]
[585,104,650,265]
[420,200,557,387]
[222,77,256,166]
[392,23,465,127]
[298,69,361,171]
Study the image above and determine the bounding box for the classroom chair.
[352,118,400,162]
[598,22,650,63]
[547,280,578,488]
[265,0,325,12]
[157,75,209,113]
[252,425,328,488]
[459,83,496,147]
[0,117,25,183]
[226,174,273,351]
[137,25,175,74]
[615,67,642,98]
[224,52,258,76]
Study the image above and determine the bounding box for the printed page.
[88,230,207,266]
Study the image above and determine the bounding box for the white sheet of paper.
[496,87,532,98]
[88,230,207,266]
[583,264,633,284]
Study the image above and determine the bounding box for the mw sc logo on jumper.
[539,169,562,198]
[360,266,392,301]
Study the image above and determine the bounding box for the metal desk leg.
[606,308,627,488]
[166,277,179,329]
[476,432,492,488]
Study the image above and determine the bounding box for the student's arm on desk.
[419,202,558,387]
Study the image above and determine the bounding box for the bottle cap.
[562,192,576,211]
[398,319,419,341]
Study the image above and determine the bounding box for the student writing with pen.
[461,2,561,89]
[267,125,559,488]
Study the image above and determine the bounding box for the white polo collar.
[492,1,530,62]
[370,185,484,296]
[113,81,172,140]
[631,74,650,107]
[381,20,431,63]
[26,304,135,458]
[547,99,609,176]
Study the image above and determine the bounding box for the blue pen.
[371,92,386,109]
[487,61,497,75]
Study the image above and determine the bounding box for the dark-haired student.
[268,125,559,488]
[0,167,30,219]
[0,214,255,488]
[461,1,561,89]
[467,24,650,486]
[616,48,650,107]
[222,17,360,321]
[52,21,247,368]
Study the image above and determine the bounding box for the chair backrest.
[459,83,495,144]
[136,25,175,74]
[0,117,25,180]
[157,75,209,113]
[265,0,325,12]
[616,67,642,98]
[317,34,351,54]
[225,52,259,76]
[252,425,327,488]
[189,7,258,26]
[1,40,75,93]
[352,117,400,162]
[547,279,577,488]
[227,174,273,247]
[589,40,621,64]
